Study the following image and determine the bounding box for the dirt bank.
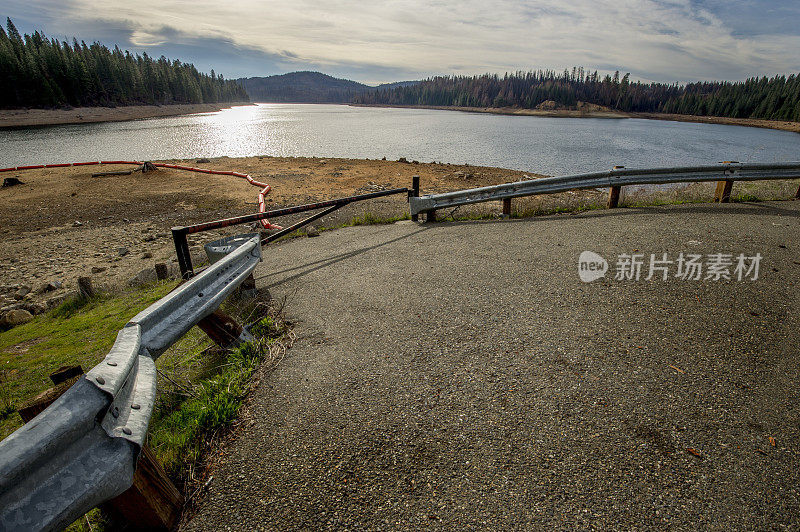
[0,102,253,129]
[354,104,800,133]
[0,157,539,313]
[353,103,628,119]
[630,112,800,133]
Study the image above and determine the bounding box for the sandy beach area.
[0,102,253,129]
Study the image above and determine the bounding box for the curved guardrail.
[0,233,262,531]
[409,162,800,215]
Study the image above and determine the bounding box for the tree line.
[353,68,800,122]
[0,18,248,109]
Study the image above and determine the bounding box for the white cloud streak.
[21,0,800,82]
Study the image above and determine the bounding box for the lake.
[1,104,798,176]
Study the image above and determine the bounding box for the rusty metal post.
[426,209,437,223]
[411,175,420,222]
[502,198,512,217]
[171,228,193,279]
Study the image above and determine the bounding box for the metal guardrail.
[0,233,262,531]
[409,162,800,215]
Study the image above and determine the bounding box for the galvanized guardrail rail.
[0,233,262,531]
[409,162,800,219]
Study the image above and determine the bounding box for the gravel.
[184,200,799,530]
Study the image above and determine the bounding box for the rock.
[13,285,32,300]
[91,266,106,274]
[398,157,409,163]
[73,220,83,227]
[117,247,129,257]
[2,177,24,187]
[21,302,47,315]
[305,225,320,237]
[143,235,156,242]
[0,309,34,328]
[46,293,71,308]
[38,280,62,293]
[141,252,153,259]
[196,158,211,163]
[128,267,157,287]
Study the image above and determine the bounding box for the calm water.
[1,104,799,175]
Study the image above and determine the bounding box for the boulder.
[38,280,62,293]
[0,309,33,328]
[13,285,32,300]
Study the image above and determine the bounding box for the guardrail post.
[198,309,252,348]
[607,186,621,209]
[426,209,437,223]
[171,227,194,279]
[608,165,624,209]
[102,446,185,531]
[714,179,734,203]
[502,198,512,217]
[411,175,420,222]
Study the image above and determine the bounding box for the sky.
[2,0,800,85]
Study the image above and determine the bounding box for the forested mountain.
[240,71,370,103]
[239,71,420,103]
[0,18,248,109]
[353,69,800,122]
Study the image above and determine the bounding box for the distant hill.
[239,71,419,103]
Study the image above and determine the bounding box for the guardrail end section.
[0,379,138,531]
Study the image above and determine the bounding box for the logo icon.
[578,251,608,282]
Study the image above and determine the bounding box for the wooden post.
[155,263,169,281]
[77,276,95,299]
[502,198,512,217]
[18,373,84,423]
[426,210,437,223]
[411,175,420,222]
[19,366,184,530]
[608,165,624,209]
[101,446,185,531]
[607,185,621,209]
[715,179,734,203]
[198,309,246,348]
[50,365,84,385]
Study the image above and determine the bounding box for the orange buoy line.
[0,161,282,230]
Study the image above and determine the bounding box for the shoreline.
[0,102,253,129]
[352,104,800,133]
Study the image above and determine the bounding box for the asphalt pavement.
[184,200,799,530]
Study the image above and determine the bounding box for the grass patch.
[0,283,177,439]
[0,280,291,531]
[147,313,290,480]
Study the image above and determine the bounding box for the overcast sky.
[3,0,799,84]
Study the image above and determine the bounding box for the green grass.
[0,283,178,439]
[148,315,287,478]
[0,281,287,531]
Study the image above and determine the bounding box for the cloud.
[2,0,799,83]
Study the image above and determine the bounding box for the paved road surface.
[185,201,799,530]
